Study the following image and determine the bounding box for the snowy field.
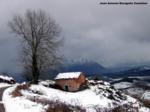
[0,83,11,88]
[113,82,133,89]
[2,80,150,112]
[3,85,113,112]
[112,79,150,101]
[3,84,48,112]
[143,91,150,100]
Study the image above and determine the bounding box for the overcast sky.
[0,0,150,74]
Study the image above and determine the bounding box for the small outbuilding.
[55,72,86,92]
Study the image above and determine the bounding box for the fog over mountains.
[2,59,150,82]
[0,0,149,75]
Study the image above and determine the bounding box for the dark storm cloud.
[0,0,149,74]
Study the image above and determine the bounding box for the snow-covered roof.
[55,72,82,80]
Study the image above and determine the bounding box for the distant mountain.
[104,66,150,78]
[58,61,106,77]
[44,63,150,80]
[42,61,106,79]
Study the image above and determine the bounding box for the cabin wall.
[55,74,86,92]
[78,74,86,84]
[56,79,80,91]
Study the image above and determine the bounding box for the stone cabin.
[55,72,86,92]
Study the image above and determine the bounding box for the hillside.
[3,79,150,112]
[112,76,150,109]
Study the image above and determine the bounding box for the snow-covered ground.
[0,75,16,89]
[126,87,146,97]
[0,75,14,82]
[3,86,48,112]
[142,91,150,100]
[29,85,112,108]
[112,79,150,101]
[0,75,15,88]
[0,75,15,84]
[39,80,55,87]
[3,80,150,112]
[113,82,133,89]
[0,83,11,88]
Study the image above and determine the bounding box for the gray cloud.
[0,0,149,74]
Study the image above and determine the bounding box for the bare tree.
[8,10,61,84]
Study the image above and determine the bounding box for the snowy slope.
[0,75,15,84]
[0,83,11,88]
[0,75,14,82]
[142,91,150,100]
[112,76,150,101]
[113,82,133,89]
[0,75,15,88]
[3,85,48,112]
[3,80,150,112]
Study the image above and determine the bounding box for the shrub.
[28,96,85,112]
[46,102,86,112]
[112,104,139,112]
[141,99,150,108]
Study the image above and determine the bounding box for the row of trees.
[9,10,62,83]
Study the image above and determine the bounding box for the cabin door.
[65,85,68,91]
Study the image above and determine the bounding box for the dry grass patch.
[45,101,86,112]
[11,83,31,97]
[29,97,85,112]
[141,99,150,108]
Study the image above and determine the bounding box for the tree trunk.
[33,73,39,84]
[32,54,39,84]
